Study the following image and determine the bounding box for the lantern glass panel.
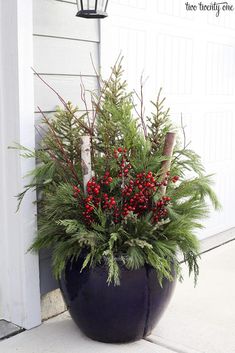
[88,0,97,10]
[77,0,97,11]
[76,0,109,17]
[97,0,106,12]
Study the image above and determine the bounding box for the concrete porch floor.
[1,240,235,353]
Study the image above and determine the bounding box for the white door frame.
[0,0,41,329]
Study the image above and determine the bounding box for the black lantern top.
[76,0,109,19]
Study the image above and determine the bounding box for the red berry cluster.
[152,196,171,223]
[134,171,157,191]
[72,148,180,227]
[114,147,127,158]
[82,178,102,224]
[73,185,81,198]
[160,172,180,187]
[172,175,179,183]
[121,172,157,217]
[87,177,101,195]
[121,171,172,222]
[102,193,116,210]
[101,171,113,186]
[114,147,131,177]
[83,195,95,224]
[102,195,120,223]
[113,208,120,224]
[82,176,117,225]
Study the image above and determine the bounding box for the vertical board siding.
[108,25,147,90]
[156,0,194,19]
[33,0,99,295]
[113,0,147,9]
[156,33,193,95]
[101,1,235,239]
[206,42,235,95]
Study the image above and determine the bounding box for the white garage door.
[100,0,235,239]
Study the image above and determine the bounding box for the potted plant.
[16,61,219,343]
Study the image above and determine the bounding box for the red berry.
[172,175,179,183]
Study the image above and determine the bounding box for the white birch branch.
[81,136,92,195]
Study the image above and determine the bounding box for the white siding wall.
[33,0,100,294]
[101,0,235,239]
[33,0,100,114]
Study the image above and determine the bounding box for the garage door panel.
[101,1,235,239]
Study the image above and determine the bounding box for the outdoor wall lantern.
[76,0,109,18]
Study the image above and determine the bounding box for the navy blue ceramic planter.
[60,258,176,343]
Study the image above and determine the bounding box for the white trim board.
[200,227,235,253]
[0,0,41,329]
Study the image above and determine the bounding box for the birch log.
[159,132,176,195]
[81,136,92,195]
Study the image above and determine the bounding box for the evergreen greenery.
[15,60,220,286]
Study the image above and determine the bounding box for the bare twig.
[133,74,148,139]
[140,76,148,139]
[32,68,92,135]
[80,76,91,128]
[90,53,102,91]
[171,115,191,165]
[90,91,96,123]
[181,113,187,149]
